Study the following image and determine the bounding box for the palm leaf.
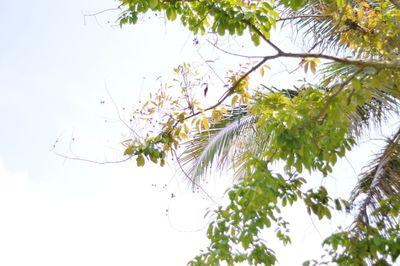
[179,86,304,185]
[179,110,258,185]
[280,0,400,56]
[321,62,400,136]
[350,90,399,135]
[278,0,348,54]
[350,126,400,227]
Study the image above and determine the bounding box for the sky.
[0,1,393,265]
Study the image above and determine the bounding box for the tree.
[117,0,400,265]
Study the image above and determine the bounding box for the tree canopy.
[116,0,400,265]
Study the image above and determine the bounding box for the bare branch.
[177,55,277,124]
[83,6,122,18]
[196,49,226,85]
[104,82,141,139]
[207,40,266,59]
[54,151,133,165]
[249,24,283,54]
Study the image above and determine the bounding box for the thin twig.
[54,151,133,165]
[181,55,277,123]
[207,40,266,59]
[104,82,141,139]
[83,6,122,18]
[196,50,226,85]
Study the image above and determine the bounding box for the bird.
[203,83,208,97]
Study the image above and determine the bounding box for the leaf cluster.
[119,0,285,46]
[189,159,305,266]
[252,88,356,175]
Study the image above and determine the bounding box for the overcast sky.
[0,1,391,265]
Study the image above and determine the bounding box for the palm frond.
[321,62,400,136]
[278,0,348,54]
[350,126,400,227]
[350,90,399,135]
[180,112,258,185]
[280,0,400,56]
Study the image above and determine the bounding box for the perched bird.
[203,83,208,97]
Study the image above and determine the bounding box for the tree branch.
[207,40,266,59]
[248,23,400,70]
[278,51,400,69]
[178,55,278,123]
[277,15,331,22]
[83,6,122,17]
[166,42,399,135]
[54,151,133,165]
[249,24,283,54]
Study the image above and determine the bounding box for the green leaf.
[334,199,342,211]
[150,152,158,163]
[124,146,134,156]
[264,218,271,228]
[289,0,305,10]
[251,33,260,46]
[166,8,177,21]
[149,0,158,10]
[160,158,165,167]
[217,25,225,36]
[136,155,145,167]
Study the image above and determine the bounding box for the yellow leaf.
[310,61,317,74]
[360,1,370,8]
[174,126,181,137]
[231,95,239,107]
[220,105,227,113]
[202,117,209,130]
[183,123,189,134]
[179,132,188,140]
[211,109,222,122]
[177,112,186,122]
[357,8,364,20]
[195,119,201,131]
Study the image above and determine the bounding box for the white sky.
[0,1,393,265]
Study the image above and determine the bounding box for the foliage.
[189,163,305,265]
[316,196,400,266]
[116,0,400,265]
